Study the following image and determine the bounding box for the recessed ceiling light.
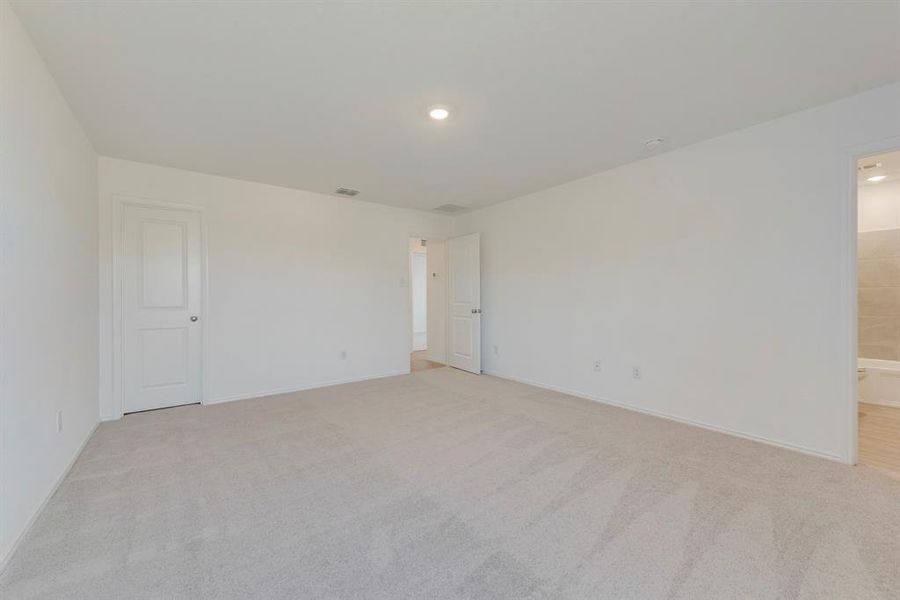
[867,175,887,182]
[428,106,450,120]
[644,137,665,151]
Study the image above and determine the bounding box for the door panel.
[448,233,481,374]
[139,327,188,387]
[451,319,472,357]
[124,205,202,413]
[141,221,187,308]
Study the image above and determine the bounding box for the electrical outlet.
[493,345,499,356]
[593,360,602,372]
[632,366,642,380]
[56,410,63,433]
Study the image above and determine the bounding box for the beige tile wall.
[859,229,900,360]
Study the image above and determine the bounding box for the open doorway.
[409,237,447,372]
[856,149,900,478]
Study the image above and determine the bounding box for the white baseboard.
[484,370,845,464]
[0,421,100,573]
[204,370,410,406]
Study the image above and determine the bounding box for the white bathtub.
[858,358,900,408]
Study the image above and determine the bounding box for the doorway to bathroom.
[856,148,900,478]
[409,237,447,372]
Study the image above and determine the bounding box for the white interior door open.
[123,205,203,413]
[448,233,481,374]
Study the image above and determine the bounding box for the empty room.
[1,1,899,598]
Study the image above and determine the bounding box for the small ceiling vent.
[334,187,360,196]
[433,203,467,214]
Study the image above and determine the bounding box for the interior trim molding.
[841,135,900,465]
[205,370,411,406]
[0,421,99,573]
[484,370,844,464]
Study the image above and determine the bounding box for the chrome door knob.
[190,316,199,322]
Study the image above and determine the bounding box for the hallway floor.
[410,350,442,372]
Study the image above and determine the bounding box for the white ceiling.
[13,1,900,212]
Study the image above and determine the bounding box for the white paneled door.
[448,233,481,374]
[123,205,203,413]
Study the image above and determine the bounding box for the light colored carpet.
[2,368,899,599]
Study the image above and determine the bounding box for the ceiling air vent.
[433,203,467,214]
[334,187,360,196]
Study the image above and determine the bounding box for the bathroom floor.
[859,402,900,478]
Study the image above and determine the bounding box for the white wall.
[98,158,452,418]
[454,83,900,461]
[410,249,427,345]
[0,0,99,565]
[425,239,447,364]
[858,180,900,232]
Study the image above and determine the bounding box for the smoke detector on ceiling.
[644,138,665,152]
[334,187,360,196]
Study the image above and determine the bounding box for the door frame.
[111,196,210,418]
[842,135,900,465]
[407,235,449,368]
